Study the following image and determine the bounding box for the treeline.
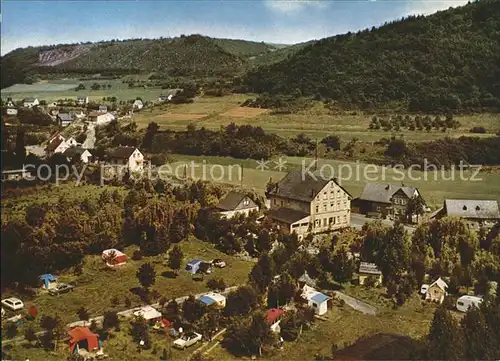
[369,114,461,132]
[243,0,500,112]
[241,93,314,114]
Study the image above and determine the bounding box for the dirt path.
[334,291,378,315]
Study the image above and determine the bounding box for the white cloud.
[404,0,470,16]
[264,0,327,14]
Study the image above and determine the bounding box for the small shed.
[39,274,58,290]
[425,277,448,304]
[301,285,330,315]
[199,292,226,308]
[68,327,100,354]
[101,249,128,267]
[133,305,162,322]
[265,308,285,333]
[358,262,383,286]
[185,259,202,274]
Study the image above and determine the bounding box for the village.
[1,95,499,358]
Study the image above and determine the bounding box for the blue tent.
[39,274,57,289]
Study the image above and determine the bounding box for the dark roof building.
[441,199,500,220]
[217,191,257,211]
[63,147,91,158]
[107,146,137,159]
[267,171,351,203]
[266,207,309,224]
[358,183,418,204]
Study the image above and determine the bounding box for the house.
[48,133,65,145]
[158,89,181,102]
[76,96,89,106]
[88,111,115,125]
[68,327,101,355]
[57,113,74,127]
[358,262,383,286]
[432,199,500,230]
[6,98,15,107]
[133,305,162,322]
[45,138,70,157]
[185,259,203,274]
[98,105,107,113]
[353,183,424,220]
[217,191,259,218]
[425,278,448,304]
[23,97,39,108]
[101,249,128,267]
[301,285,330,315]
[265,308,285,333]
[199,292,226,308]
[39,274,58,290]
[6,107,18,115]
[266,171,352,240]
[72,110,86,119]
[133,99,144,110]
[107,146,144,173]
[63,147,93,163]
[1,167,33,181]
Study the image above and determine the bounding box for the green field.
[168,154,500,208]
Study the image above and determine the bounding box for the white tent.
[133,305,161,321]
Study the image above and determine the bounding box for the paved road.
[334,291,378,315]
[82,122,95,149]
[350,213,416,234]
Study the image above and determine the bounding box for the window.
[337,201,340,208]
[330,202,334,209]
[312,302,318,308]
[337,216,340,223]
[323,192,327,200]
[458,301,464,306]
[323,204,327,212]
[330,191,334,198]
[280,201,284,207]
[315,206,319,213]
[401,199,407,205]
[292,224,299,229]
[273,199,277,205]
[323,218,327,227]
[376,206,381,212]
[344,201,347,208]
[344,215,347,222]
[329,217,333,224]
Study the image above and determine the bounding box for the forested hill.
[243,0,500,113]
[1,35,294,88]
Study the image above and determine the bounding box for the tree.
[267,272,296,308]
[426,307,463,360]
[168,245,183,275]
[207,277,226,292]
[330,247,356,283]
[182,295,206,323]
[103,310,120,330]
[136,262,156,293]
[5,322,18,338]
[25,326,38,346]
[385,138,406,158]
[249,254,276,292]
[15,128,26,164]
[320,135,341,151]
[406,195,425,223]
[225,285,259,317]
[377,223,411,284]
[77,307,90,326]
[130,316,151,348]
[142,122,159,151]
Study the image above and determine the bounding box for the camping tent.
[199,292,226,308]
[102,249,128,267]
[68,327,100,354]
[39,274,57,289]
[133,305,162,321]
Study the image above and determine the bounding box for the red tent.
[265,308,285,325]
[161,318,172,328]
[68,327,99,354]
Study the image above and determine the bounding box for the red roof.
[265,308,285,325]
[161,318,172,328]
[68,327,99,353]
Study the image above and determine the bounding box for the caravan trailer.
[456,295,483,312]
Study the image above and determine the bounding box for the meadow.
[168,154,500,208]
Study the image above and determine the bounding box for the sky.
[1,0,471,55]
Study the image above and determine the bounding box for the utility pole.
[314,138,318,171]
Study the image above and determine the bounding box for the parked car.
[420,284,429,295]
[48,283,74,295]
[211,259,226,268]
[1,297,24,311]
[173,332,202,349]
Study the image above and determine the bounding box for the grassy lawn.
[210,294,433,361]
[166,154,500,208]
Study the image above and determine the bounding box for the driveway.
[334,291,377,315]
[82,122,96,149]
[350,213,415,234]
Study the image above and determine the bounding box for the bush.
[470,126,486,134]
[132,250,143,260]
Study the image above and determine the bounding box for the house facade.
[266,171,352,240]
[354,183,423,220]
[23,97,39,108]
[107,146,144,173]
[76,96,89,106]
[425,278,448,304]
[217,191,259,218]
[45,138,70,157]
[358,262,383,286]
[133,99,144,110]
[88,111,115,125]
[432,199,500,230]
[1,168,33,181]
[6,107,18,115]
[57,113,74,127]
[63,147,93,163]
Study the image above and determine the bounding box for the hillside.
[244,0,500,113]
[1,35,294,88]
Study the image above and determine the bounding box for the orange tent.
[68,327,99,354]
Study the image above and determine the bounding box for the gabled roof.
[57,113,73,121]
[133,305,162,320]
[63,147,90,158]
[217,191,257,211]
[311,292,329,304]
[359,262,382,275]
[358,183,418,204]
[46,138,65,152]
[266,207,309,224]
[444,199,500,220]
[134,99,143,104]
[268,171,351,203]
[187,259,202,266]
[429,277,448,291]
[23,97,36,102]
[107,146,137,159]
